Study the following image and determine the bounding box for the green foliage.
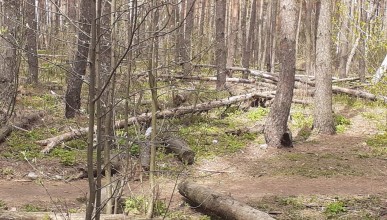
[247,107,269,121]
[4,131,43,159]
[65,139,87,150]
[334,114,351,133]
[278,197,305,209]
[0,200,6,209]
[1,167,14,176]
[325,201,346,216]
[23,204,44,212]
[366,132,387,156]
[124,196,167,216]
[291,112,313,128]
[51,148,76,166]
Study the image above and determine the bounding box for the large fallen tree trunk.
[0,111,43,142]
[178,180,274,220]
[37,90,276,153]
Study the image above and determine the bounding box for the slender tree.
[313,0,335,134]
[86,0,97,218]
[64,0,93,118]
[338,0,350,78]
[215,0,227,90]
[0,0,20,125]
[264,0,297,148]
[227,0,239,68]
[242,0,257,77]
[25,0,39,84]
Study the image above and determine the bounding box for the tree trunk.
[264,0,297,148]
[64,0,93,118]
[25,0,39,85]
[85,0,97,218]
[226,0,239,68]
[338,0,350,78]
[242,0,257,76]
[215,0,227,90]
[178,180,274,220]
[269,0,278,74]
[182,0,195,74]
[0,0,20,126]
[313,0,335,134]
[358,0,367,83]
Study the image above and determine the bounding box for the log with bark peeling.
[178,180,274,220]
[0,111,43,142]
[37,91,276,153]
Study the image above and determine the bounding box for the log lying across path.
[37,90,276,153]
[0,111,43,143]
[178,180,274,220]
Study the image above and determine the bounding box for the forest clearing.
[0,0,387,219]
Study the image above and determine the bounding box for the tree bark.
[85,0,97,217]
[226,0,239,68]
[25,0,39,84]
[338,0,350,78]
[264,0,297,148]
[358,0,367,83]
[0,0,20,126]
[242,0,257,75]
[313,0,335,134]
[64,0,93,118]
[178,180,274,220]
[215,0,227,90]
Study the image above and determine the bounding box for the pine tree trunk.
[215,0,227,90]
[313,0,335,134]
[264,0,297,148]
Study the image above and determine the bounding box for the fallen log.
[0,111,43,143]
[37,90,276,153]
[239,67,387,103]
[164,75,256,84]
[161,135,195,165]
[178,180,274,220]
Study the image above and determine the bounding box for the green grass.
[0,200,6,210]
[366,132,387,156]
[23,204,45,212]
[325,200,347,217]
[334,114,351,133]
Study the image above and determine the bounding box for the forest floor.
[0,82,386,219]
